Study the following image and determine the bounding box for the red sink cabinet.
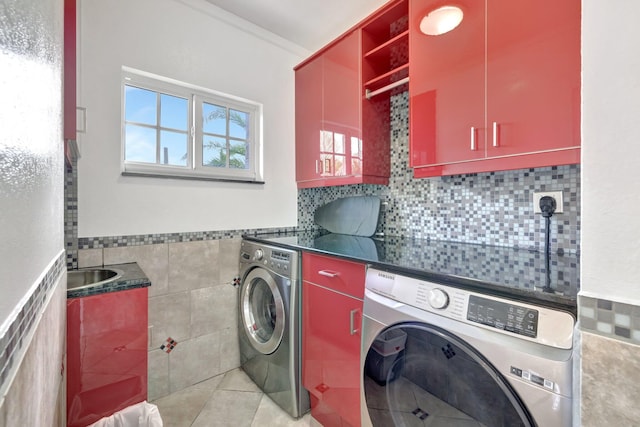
[66,287,148,427]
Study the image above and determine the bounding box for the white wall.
[77,0,307,237]
[581,0,640,304]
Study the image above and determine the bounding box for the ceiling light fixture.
[419,5,464,36]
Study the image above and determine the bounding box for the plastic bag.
[88,401,163,427]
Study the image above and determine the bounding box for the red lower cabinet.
[66,287,148,427]
[302,252,365,427]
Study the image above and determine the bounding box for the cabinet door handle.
[470,126,476,151]
[315,160,321,174]
[493,122,499,147]
[349,308,360,335]
[318,270,338,278]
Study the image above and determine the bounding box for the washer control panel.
[365,268,574,349]
[240,241,298,280]
[467,295,538,339]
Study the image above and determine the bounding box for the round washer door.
[363,323,534,427]
[240,267,285,355]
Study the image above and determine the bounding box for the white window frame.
[121,67,264,182]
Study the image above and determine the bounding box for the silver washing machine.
[238,240,309,418]
[361,268,575,427]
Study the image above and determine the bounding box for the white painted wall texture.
[581,0,640,304]
[77,0,306,238]
[0,0,65,339]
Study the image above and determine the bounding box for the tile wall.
[78,237,241,400]
[0,265,67,426]
[580,331,640,425]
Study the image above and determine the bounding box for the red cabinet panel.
[409,0,484,167]
[303,252,366,299]
[302,252,365,426]
[296,31,373,188]
[67,288,148,427]
[486,0,581,156]
[295,54,323,183]
[296,30,394,188]
[410,0,581,177]
[302,281,362,427]
[64,0,76,166]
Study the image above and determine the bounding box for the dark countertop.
[243,230,579,314]
[67,262,151,298]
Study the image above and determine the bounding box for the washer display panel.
[363,323,534,427]
[241,268,285,355]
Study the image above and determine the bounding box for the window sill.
[121,171,265,184]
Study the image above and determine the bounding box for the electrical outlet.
[533,191,564,214]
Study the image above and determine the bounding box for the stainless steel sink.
[67,268,124,291]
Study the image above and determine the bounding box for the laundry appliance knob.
[254,249,264,260]
[428,288,449,309]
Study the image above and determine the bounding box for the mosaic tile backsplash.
[298,91,581,254]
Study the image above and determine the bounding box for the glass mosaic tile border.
[579,295,640,345]
[65,157,79,269]
[77,226,298,249]
[0,251,66,399]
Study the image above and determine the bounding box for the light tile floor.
[152,368,312,427]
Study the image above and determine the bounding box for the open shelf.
[361,0,409,94]
[364,30,409,61]
[364,64,409,95]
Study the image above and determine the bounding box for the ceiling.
[203,0,389,52]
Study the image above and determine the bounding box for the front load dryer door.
[363,323,535,427]
[240,268,285,355]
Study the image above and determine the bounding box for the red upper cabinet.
[295,31,368,188]
[410,0,581,177]
[409,0,484,168]
[64,0,77,165]
[295,53,323,183]
[486,0,581,157]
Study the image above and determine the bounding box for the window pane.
[352,158,362,175]
[320,130,333,152]
[203,103,226,135]
[335,133,345,154]
[125,124,156,163]
[229,109,249,139]
[125,86,157,125]
[160,94,188,131]
[320,154,332,176]
[335,154,346,176]
[203,135,227,167]
[351,136,361,157]
[160,130,188,166]
[229,140,248,169]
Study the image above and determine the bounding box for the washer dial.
[428,288,449,309]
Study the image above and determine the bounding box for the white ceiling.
[203,0,389,52]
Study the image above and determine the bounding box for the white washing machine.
[238,240,310,418]
[361,267,576,427]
